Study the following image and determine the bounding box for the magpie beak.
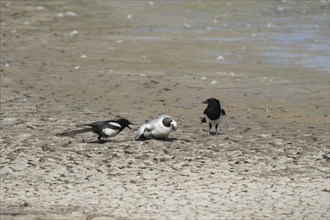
[171,124,177,131]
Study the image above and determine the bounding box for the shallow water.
[112,0,329,72]
[2,0,328,73]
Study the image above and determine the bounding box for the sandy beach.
[1,1,329,219]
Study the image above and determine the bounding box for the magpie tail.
[56,128,93,137]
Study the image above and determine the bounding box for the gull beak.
[171,121,178,131]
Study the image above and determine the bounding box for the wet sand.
[1,1,329,219]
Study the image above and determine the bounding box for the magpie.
[57,118,133,143]
[135,115,177,141]
[201,98,226,135]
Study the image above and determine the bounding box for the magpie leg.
[209,123,212,134]
[98,135,105,144]
[215,124,219,135]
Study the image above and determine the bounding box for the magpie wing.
[85,120,120,129]
[105,121,122,130]
[204,107,221,120]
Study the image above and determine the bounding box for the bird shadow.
[158,137,178,142]
[202,129,226,136]
[82,138,179,144]
[135,137,178,142]
[84,139,110,144]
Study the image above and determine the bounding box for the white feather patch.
[102,128,119,137]
[108,122,121,129]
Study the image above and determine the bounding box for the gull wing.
[135,123,153,140]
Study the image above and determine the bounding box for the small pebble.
[69,30,78,36]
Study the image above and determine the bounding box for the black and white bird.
[201,98,226,135]
[135,115,177,140]
[57,118,133,143]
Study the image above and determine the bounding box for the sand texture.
[1,1,329,219]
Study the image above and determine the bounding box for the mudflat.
[1,1,329,219]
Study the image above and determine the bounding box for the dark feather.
[204,107,221,120]
[56,128,93,137]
